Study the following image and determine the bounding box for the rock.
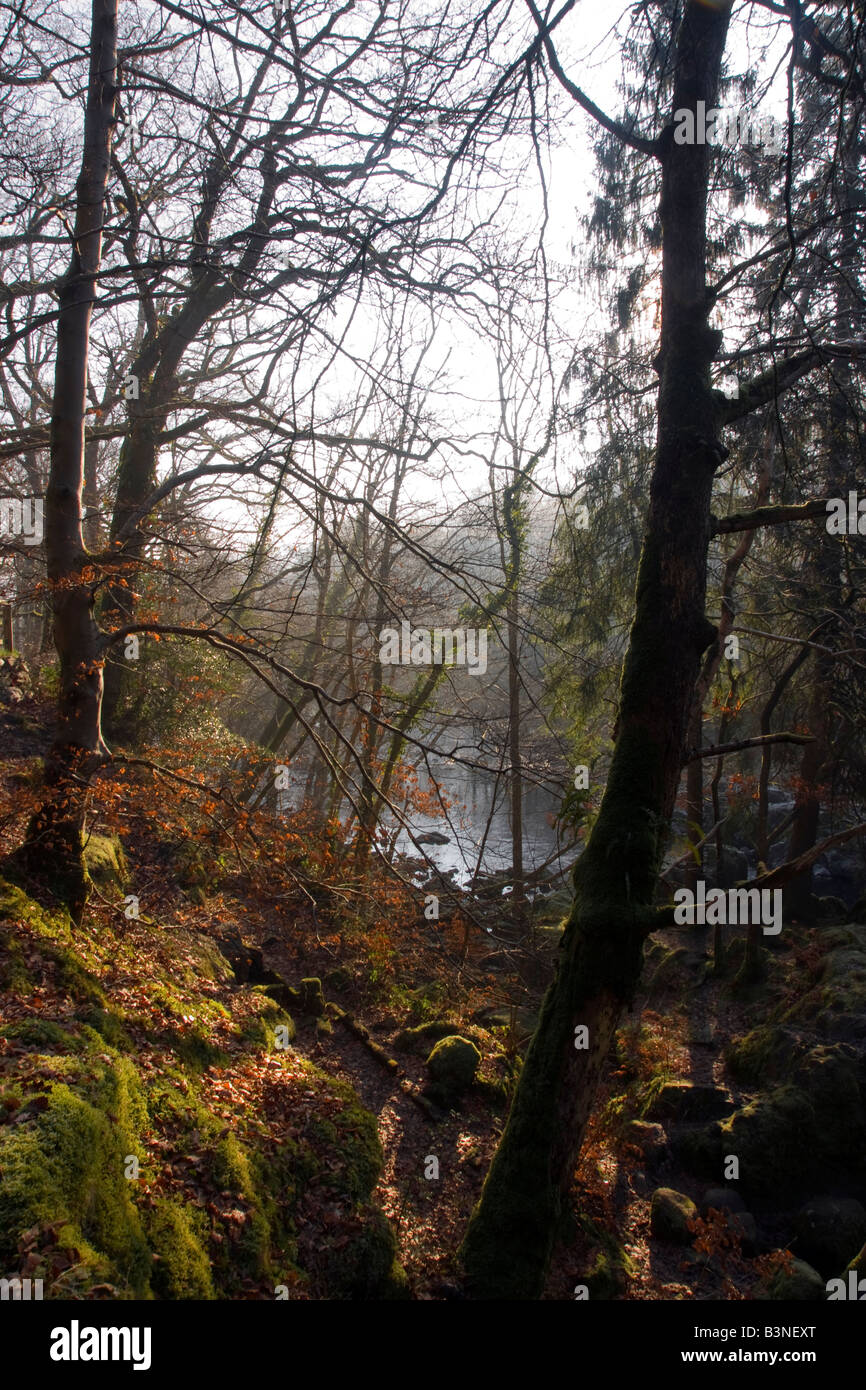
[782,936,866,1043]
[700,1187,747,1217]
[644,945,690,990]
[212,934,282,987]
[793,1198,866,1277]
[472,1006,537,1035]
[624,1120,668,1161]
[726,1024,806,1086]
[395,1019,469,1052]
[298,978,325,1017]
[646,1080,732,1122]
[673,1123,724,1179]
[687,1045,866,1203]
[83,833,129,890]
[426,1035,480,1092]
[814,896,849,924]
[650,1187,698,1245]
[416,831,449,845]
[764,1257,826,1301]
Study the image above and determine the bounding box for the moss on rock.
[763,1257,825,1301]
[320,1204,399,1299]
[650,1187,698,1244]
[0,877,399,1302]
[426,1035,481,1092]
[793,1198,866,1278]
[0,1077,151,1296]
[147,1198,214,1299]
[82,834,129,892]
[395,1019,465,1052]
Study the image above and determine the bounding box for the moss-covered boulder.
[298,978,325,1016]
[764,1257,826,1301]
[82,833,128,891]
[700,1187,747,1218]
[426,1035,481,1092]
[147,1198,214,1299]
[646,1080,731,1122]
[624,1120,667,1160]
[0,877,403,1301]
[725,1024,806,1086]
[0,1071,152,1296]
[395,1019,471,1052]
[319,1205,404,1299]
[672,1122,724,1179]
[681,1044,865,1202]
[793,1198,866,1277]
[781,931,866,1043]
[650,1188,698,1244]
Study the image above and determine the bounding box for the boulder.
[396,1019,479,1053]
[83,833,129,891]
[212,934,281,985]
[725,1024,806,1086]
[646,1080,731,1122]
[764,1257,825,1301]
[683,1045,866,1203]
[793,1198,866,1277]
[782,936,866,1043]
[426,1036,480,1092]
[650,1187,698,1245]
[700,1187,747,1217]
[298,978,325,1017]
[624,1120,667,1161]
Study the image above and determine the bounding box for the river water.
[276,738,573,888]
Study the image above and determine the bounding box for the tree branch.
[720,339,866,423]
[711,499,827,534]
[526,0,660,158]
[684,732,815,763]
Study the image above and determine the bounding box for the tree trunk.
[459,0,732,1298]
[684,705,703,894]
[785,690,826,921]
[507,585,525,912]
[21,0,118,919]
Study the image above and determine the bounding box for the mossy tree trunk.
[22,0,119,920]
[460,0,733,1298]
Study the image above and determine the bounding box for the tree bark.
[459,0,733,1298]
[21,0,118,918]
[507,584,525,911]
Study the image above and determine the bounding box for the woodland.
[1,0,866,1307]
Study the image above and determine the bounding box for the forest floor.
[1,698,864,1301]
